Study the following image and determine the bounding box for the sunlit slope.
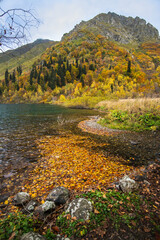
[0,39,56,80]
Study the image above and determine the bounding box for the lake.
[0,104,97,172]
[0,103,159,183]
[0,103,159,207]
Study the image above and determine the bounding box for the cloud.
[36,0,160,41]
[1,0,160,42]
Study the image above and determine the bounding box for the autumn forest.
[0,33,160,105]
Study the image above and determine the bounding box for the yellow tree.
[65,71,72,83]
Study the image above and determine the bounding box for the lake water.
[0,103,159,177]
[0,104,97,172]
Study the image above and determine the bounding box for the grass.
[97,98,160,131]
[59,96,106,108]
[96,98,160,114]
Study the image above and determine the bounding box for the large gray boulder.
[46,186,69,205]
[20,232,46,240]
[66,198,92,221]
[14,192,30,205]
[119,175,138,193]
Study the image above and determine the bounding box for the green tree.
[65,71,72,83]
[5,69,9,86]
[48,68,56,90]
[80,74,85,87]
[12,70,16,83]
[127,60,131,74]
[17,65,22,76]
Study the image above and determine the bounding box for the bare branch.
[0,7,40,51]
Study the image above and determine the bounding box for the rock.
[56,235,70,240]
[119,175,138,193]
[62,12,159,44]
[143,180,151,186]
[20,232,46,240]
[130,140,138,145]
[14,192,30,205]
[134,174,146,182]
[66,198,92,221]
[25,200,38,212]
[35,201,55,214]
[114,182,121,190]
[46,186,69,205]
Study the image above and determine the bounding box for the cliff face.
[62,12,159,44]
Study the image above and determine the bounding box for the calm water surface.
[0,104,97,171]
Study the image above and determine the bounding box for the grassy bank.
[57,96,107,109]
[96,98,160,114]
[96,98,160,131]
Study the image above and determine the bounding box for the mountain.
[0,39,56,79]
[0,12,160,104]
[62,12,159,44]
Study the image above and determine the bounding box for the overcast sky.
[1,0,160,43]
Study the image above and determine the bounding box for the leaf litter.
[0,132,140,216]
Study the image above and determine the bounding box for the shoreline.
[0,108,160,239]
[78,116,124,136]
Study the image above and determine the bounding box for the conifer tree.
[67,60,69,71]
[82,65,87,74]
[48,68,56,90]
[76,58,79,68]
[80,75,85,87]
[30,70,33,85]
[5,69,9,86]
[127,60,131,74]
[78,64,82,79]
[12,70,16,83]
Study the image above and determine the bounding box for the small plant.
[99,110,160,131]
[57,190,158,238]
[44,229,56,240]
[56,212,86,237]
[139,113,160,128]
[82,190,143,229]
[0,212,40,240]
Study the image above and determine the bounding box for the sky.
[1,0,160,43]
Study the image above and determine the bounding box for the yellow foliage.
[4,200,8,205]
[59,94,66,102]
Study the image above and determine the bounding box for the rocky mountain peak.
[62,12,159,44]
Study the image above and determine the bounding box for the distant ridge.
[0,39,56,79]
[0,39,54,64]
[62,12,159,44]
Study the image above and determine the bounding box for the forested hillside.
[0,39,55,80]
[0,13,159,105]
